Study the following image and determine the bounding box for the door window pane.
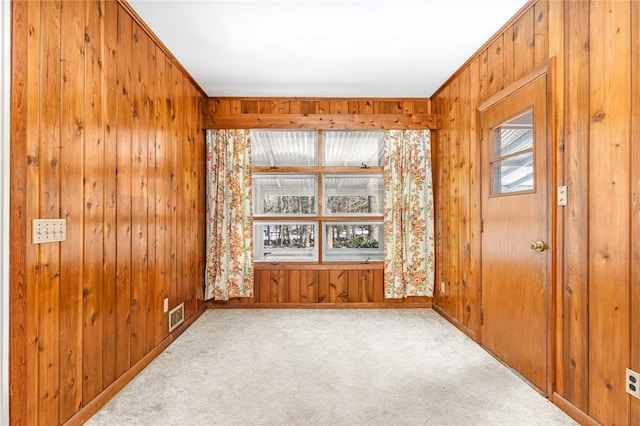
[251,130,317,167]
[323,131,384,167]
[253,175,316,215]
[492,152,534,194]
[492,110,533,158]
[254,222,317,261]
[324,175,383,215]
[323,222,384,262]
[491,108,534,195]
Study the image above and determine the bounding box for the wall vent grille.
[168,302,184,332]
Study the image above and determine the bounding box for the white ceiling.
[128,0,530,98]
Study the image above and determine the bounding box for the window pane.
[323,222,384,262]
[323,131,384,167]
[492,152,534,194]
[254,222,317,261]
[323,175,383,215]
[251,130,317,167]
[253,175,316,215]
[492,109,533,158]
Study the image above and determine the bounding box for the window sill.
[253,261,384,271]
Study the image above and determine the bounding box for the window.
[490,109,534,194]
[252,130,384,262]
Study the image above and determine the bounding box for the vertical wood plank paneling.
[372,269,384,303]
[289,270,300,303]
[588,1,631,424]
[146,41,159,351]
[431,93,443,308]
[258,270,271,303]
[25,1,42,423]
[10,1,207,422]
[448,77,460,318]
[101,0,118,389]
[329,270,348,303]
[300,101,315,114]
[10,1,35,424]
[59,1,86,417]
[631,0,640,423]
[274,270,290,303]
[547,0,566,398]
[534,1,549,67]
[487,36,504,98]
[359,270,373,303]
[318,270,329,302]
[145,40,158,353]
[468,53,484,335]
[82,0,105,406]
[302,270,318,303]
[183,81,195,317]
[358,100,373,114]
[562,0,589,411]
[170,62,181,313]
[502,29,515,87]
[317,100,329,114]
[513,8,536,81]
[115,5,132,379]
[130,23,149,366]
[190,86,200,313]
[330,100,348,114]
[159,55,173,342]
[38,1,63,423]
[347,270,359,303]
[175,75,186,313]
[457,67,471,327]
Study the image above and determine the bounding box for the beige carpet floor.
[86,309,576,426]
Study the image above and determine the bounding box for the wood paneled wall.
[9,1,206,424]
[210,265,430,308]
[205,97,438,130]
[432,0,640,424]
[205,100,435,309]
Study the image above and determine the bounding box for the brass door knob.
[530,241,546,252]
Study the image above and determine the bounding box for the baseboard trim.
[432,303,478,342]
[63,307,206,426]
[551,393,599,426]
[206,301,432,309]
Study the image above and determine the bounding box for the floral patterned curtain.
[383,130,435,298]
[205,129,254,301]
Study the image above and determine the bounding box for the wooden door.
[480,75,549,394]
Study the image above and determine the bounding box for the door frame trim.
[476,59,557,397]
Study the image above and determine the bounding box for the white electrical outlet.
[32,219,67,244]
[163,298,169,313]
[440,282,446,294]
[626,368,640,399]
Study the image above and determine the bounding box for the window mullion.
[317,130,324,263]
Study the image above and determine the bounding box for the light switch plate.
[32,219,67,244]
[557,186,568,206]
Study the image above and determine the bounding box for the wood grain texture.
[433,0,640,423]
[82,0,106,406]
[9,1,206,423]
[101,0,118,390]
[247,267,430,307]
[59,1,86,420]
[9,1,30,424]
[38,2,62,422]
[204,113,438,130]
[631,1,640,423]
[561,0,589,411]
[587,1,631,424]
